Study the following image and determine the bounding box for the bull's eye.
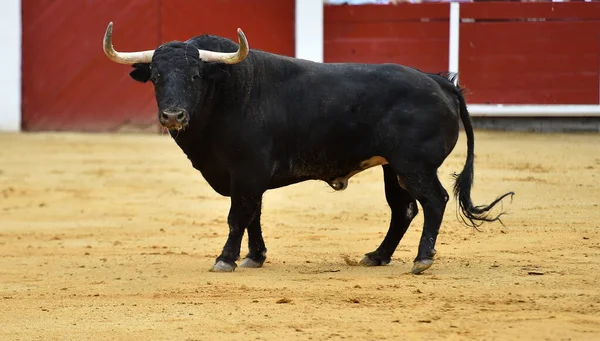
[191,74,199,81]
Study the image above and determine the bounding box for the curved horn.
[197,28,249,64]
[103,22,155,65]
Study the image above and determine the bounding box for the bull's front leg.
[210,181,264,272]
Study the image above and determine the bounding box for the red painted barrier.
[459,2,600,104]
[22,0,162,132]
[324,4,450,74]
[161,0,295,57]
[325,2,600,105]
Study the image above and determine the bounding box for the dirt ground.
[1,130,599,341]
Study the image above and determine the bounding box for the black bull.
[103,23,514,274]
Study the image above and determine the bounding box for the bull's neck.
[209,54,255,114]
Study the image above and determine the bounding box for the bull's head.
[103,22,249,131]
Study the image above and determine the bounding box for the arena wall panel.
[22,0,162,132]
[324,4,450,74]
[161,0,295,57]
[459,2,600,105]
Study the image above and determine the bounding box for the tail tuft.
[451,77,514,230]
[452,169,515,230]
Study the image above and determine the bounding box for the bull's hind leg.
[392,166,449,274]
[360,165,418,266]
[239,205,268,268]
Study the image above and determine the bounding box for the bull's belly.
[275,156,388,191]
[193,152,389,194]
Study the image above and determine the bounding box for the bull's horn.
[197,28,249,64]
[103,22,155,64]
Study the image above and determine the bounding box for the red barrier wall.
[459,2,600,105]
[22,0,294,132]
[324,4,450,74]
[22,0,161,132]
[161,0,294,57]
[325,2,600,105]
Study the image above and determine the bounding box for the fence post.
[295,0,324,63]
[449,2,460,85]
[0,0,21,132]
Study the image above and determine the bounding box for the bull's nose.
[160,109,187,125]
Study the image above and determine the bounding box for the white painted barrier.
[468,104,600,117]
[0,0,21,132]
[296,0,324,63]
[448,2,460,86]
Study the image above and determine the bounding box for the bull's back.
[265,57,447,120]
[255,54,454,143]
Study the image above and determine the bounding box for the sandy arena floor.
[1,130,599,340]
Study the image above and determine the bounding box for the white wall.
[0,0,21,132]
[295,0,323,63]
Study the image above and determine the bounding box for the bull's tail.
[450,77,514,229]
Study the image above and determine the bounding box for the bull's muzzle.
[160,109,188,131]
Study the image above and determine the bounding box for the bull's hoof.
[411,259,433,274]
[209,260,236,272]
[239,258,264,268]
[359,254,390,267]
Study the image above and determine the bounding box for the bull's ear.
[204,63,230,82]
[129,63,151,83]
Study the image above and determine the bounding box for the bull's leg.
[390,165,448,274]
[360,165,418,266]
[210,184,264,272]
[239,205,268,268]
